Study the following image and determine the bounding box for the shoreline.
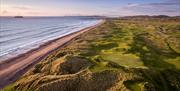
[0,20,105,89]
[0,20,102,63]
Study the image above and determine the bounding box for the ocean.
[0,17,101,61]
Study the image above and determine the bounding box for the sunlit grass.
[165,57,180,70]
[5,18,180,91]
[124,81,145,91]
[101,53,146,68]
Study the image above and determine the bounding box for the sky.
[0,0,180,16]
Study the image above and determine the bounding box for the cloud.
[12,6,31,10]
[120,1,180,16]
[96,0,180,17]
[144,2,179,7]
[163,10,178,12]
[127,3,139,7]
[165,0,180,3]
[2,10,8,14]
[26,11,42,15]
[124,2,179,9]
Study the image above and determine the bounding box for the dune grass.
[124,80,145,91]
[78,18,180,91]
[79,19,180,72]
[4,18,180,91]
[2,84,15,91]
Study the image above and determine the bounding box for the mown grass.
[79,19,180,72]
[4,18,180,91]
[78,18,180,91]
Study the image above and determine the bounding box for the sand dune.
[0,20,104,89]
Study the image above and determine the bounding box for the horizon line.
[0,14,180,18]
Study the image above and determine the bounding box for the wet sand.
[0,20,104,89]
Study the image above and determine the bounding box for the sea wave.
[0,17,101,61]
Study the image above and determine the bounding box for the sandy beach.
[0,20,104,89]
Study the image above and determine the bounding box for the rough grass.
[2,84,16,91]
[124,80,145,91]
[3,18,180,91]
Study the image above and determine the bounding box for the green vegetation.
[4,17,180,91]
[2,84,15,91]
[124,80,145,91]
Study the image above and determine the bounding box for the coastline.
[2,17,180,91]
[0,20,105,89]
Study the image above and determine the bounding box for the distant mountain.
[115,15,180,21]
[122,15,171,19]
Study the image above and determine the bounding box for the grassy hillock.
[3,17,180,91]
